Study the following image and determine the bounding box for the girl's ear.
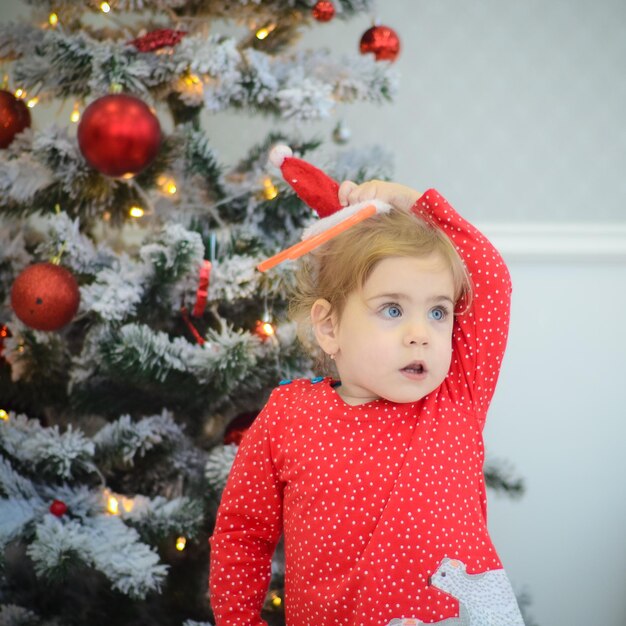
[311,298,339,357]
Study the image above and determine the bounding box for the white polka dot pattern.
[209,189,516,626]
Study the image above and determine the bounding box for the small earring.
[329,353,335,360]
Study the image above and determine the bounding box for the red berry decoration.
[77,93,161,178]
[129,28,188,52]
[312,0,335,22]
[10,262,80,331]
[0,325,10,360]
[359,25,401,62]
[0,89,31,149]
[49,499,68,517]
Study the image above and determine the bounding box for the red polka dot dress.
[209,190,525,625]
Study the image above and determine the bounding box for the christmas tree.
[0,1,403,624]
[0,2,531,625]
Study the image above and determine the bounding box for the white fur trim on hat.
[268,144,293,168]
[301,198,393,240]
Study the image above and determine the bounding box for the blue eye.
[382,304,402,319]
[429,306,448,321]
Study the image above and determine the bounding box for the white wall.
[482,235,626,626]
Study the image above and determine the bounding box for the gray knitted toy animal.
[429,558,525,625]
[385,557,525,625]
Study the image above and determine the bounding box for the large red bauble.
[77,93,161,178]
[312,0,335,22]
[0,89,31,149]
[10,262,80,331]
[359,25,401,62]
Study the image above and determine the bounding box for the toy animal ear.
[449,560,461,568]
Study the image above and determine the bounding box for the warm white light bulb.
[107,496,119,514]
[255,24,275,40]
[70,103,81,123]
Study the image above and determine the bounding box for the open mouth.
[401,361,427,375]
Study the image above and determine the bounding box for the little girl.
[209,148,525,626]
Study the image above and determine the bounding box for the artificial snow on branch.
[27,514,168,599]
[0,152,54,207]
[94,410,185,469]
[0,497,43,546]
[81,257,148,322]
[207,254,261,302]
[0,414,97,481]
[139,222,205,288]
[121,494,204,543]
[35,211,115,276]
[204,443,238,495]
[91,322,267,395]
[0,457,45,545]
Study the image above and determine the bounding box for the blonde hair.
[289,207,472,374]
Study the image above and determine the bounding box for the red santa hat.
[258,145,391,272]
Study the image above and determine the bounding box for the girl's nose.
[403,321,429,346]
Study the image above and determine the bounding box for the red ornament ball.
[312,0,335,22]
[10,262,80,331]
[77,94,161,178]
[359,25,401,62]
[0,89,31,149]
[223,412,258,445]
[49,499,68,517]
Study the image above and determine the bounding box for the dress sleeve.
[209,390,284,626]
[413,189,512,429]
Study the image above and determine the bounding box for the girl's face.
[326,254,455,405]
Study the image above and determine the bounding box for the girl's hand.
[338,180,422,213]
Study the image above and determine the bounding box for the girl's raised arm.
[413,189,512,430]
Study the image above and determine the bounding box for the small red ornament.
[0,89,31,149]
[359,25,401,62]
[312,0,335,22]
[77,93,161,178]
[49,499,68,517]
[10,262,80,331]
[0,325,9,359]
[223,411,258,445]
[129,29,188,53]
